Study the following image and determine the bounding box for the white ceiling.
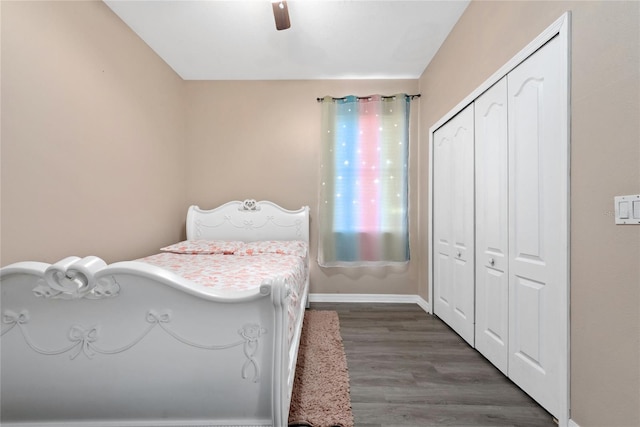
[104,0,469,80]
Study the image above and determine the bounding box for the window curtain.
[318,94,410,267]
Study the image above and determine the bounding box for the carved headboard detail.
[186,199,310,243]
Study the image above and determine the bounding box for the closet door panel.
[435,250,452,319]
[451,112,475,344]
[513,276,544,364]
[507,35,568,419]
[474,78,509,373]
[433,127,453,326]
[433,104,475,346]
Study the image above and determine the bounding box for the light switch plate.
[615,195,640,224]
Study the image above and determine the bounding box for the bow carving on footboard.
[1,306,267,382]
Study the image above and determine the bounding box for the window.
[318,94,410,266]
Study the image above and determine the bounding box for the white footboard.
[0,256,307,427]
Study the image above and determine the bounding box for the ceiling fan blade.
[272,1,291,31]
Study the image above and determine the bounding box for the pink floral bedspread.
[139,252,307,294]
[138,252,308,343]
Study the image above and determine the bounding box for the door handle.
[456,251,462,258]
[489,258,495,266]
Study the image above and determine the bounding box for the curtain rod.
[316,94,421,102]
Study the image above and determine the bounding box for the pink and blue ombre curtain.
[318,94,410,267]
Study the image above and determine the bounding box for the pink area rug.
[288,310,354,427]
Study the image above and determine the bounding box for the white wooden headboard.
[186,199,310,243]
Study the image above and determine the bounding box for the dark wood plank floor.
[309,302,555,427]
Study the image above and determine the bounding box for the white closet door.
[433,104,475,346]
[507,35,568,419]
[474,78,509,374]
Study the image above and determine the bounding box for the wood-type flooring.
[309,302,556,427]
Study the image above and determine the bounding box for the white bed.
[0,199,310,427]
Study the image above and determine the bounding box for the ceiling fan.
[271,1,291,31]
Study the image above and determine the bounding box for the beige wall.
[1,1,187,265]
[418,1,640,426]
[184,79,421,295]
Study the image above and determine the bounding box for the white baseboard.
[309,293,431,314]
[568,419,580,427]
